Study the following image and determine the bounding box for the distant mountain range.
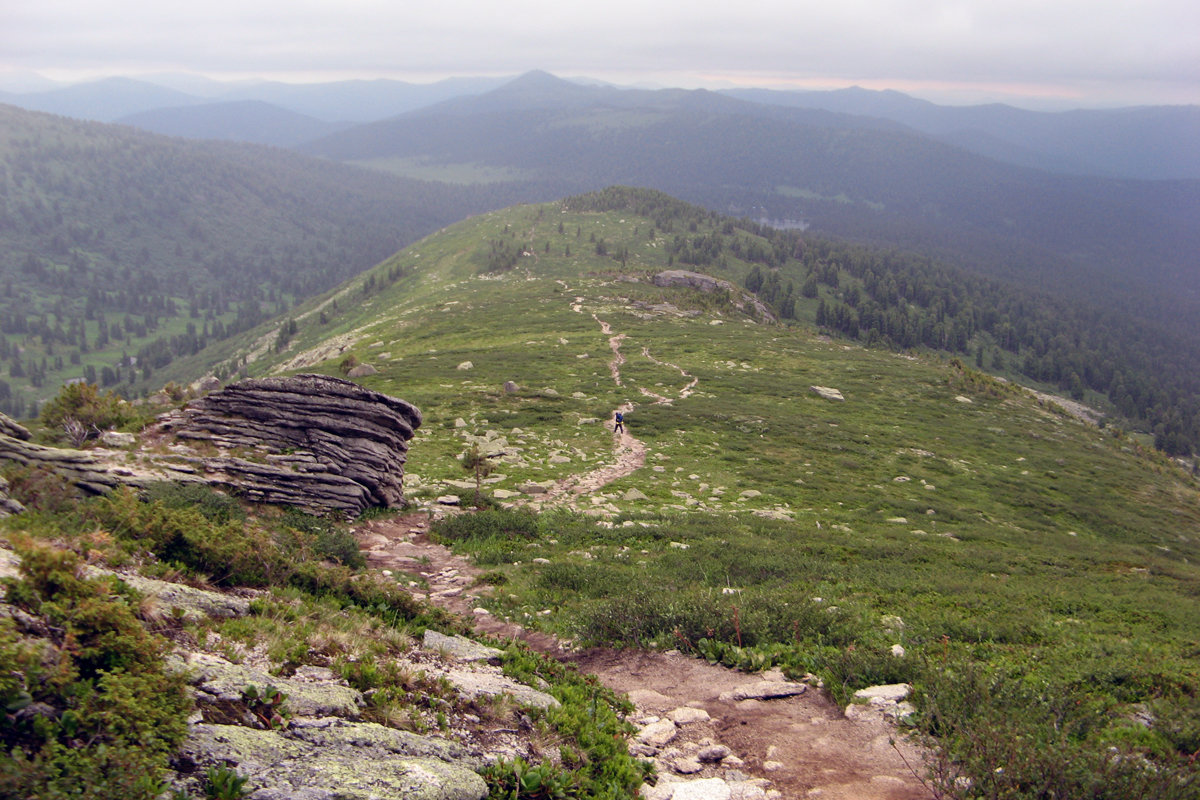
[0,74,509,126]
[2,71,1196,180]
[722,86,1200,180]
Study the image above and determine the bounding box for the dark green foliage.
[38,382,134,442]
[241,684,289,730]
[918,660,1200,799]
[0,539,190,800]
[142,482,246,524]
[491,644,650,800]
[86,488,287,587]
[2,465,78,513]
[203,765,249,800]
[278,509,366,569]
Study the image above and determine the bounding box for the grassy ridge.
[171,190,1200,795]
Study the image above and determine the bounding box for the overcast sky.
[2,0,1197,107]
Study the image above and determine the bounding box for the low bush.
[0,539,190,800]
[432,508,540,543]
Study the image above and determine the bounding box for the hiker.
[614,410,624,433]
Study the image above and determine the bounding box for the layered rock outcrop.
[650,270,776,322]
[0,374,422,518]
[156,374,421,516]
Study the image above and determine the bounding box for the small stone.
[668,707,711,725]
[698,744,731,763]
[853,684,912,703]
[762,761,784,772]
[638,719,679,747]
[718,682,806,702]
[674,757,704,774]
[673,778,732,800]
[457,361,474,370]
[810,386,845,401]
[436,495,461,505]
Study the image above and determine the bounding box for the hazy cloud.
[2,0,1197,105]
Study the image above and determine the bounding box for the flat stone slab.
[627,689,675,710]
[444,667,559,710]
[718,681,806,702]
[668,707,711,725]
[171,652,363,718]
[115,572,252,621]
[180,723,486,800]
[423,630,502,664]
[853,683,911,703]
[672,778,733,800]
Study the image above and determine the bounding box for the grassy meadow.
[175,190,1200,796]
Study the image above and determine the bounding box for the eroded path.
[359,514,931,800]
[357,309,931,799]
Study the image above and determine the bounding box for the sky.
[2,0,1198,108]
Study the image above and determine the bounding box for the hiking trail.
[356,306,931,799]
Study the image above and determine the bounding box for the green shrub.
[0,539,190,800]
[2,465,78,513]
[39,382,133,442]
[278,509,365,569]
[142,482,246,524]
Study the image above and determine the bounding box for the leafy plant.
[203,765,249,800]
[241,684,289,730]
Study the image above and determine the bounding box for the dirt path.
[357,312,932,799]
[358,514,932,800]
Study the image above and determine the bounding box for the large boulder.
[0,376,422,518]
[158,374,421,516]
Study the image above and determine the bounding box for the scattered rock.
[668,707,711,725]
[98,430,136,448]
[718,681,806,702]
[503,381,520,394]
[623,488,649,501]
[697,744,731,763]
[638,719,679,748]
[457,361,474,371]
[422,630,502,664]
[346,363,378,377]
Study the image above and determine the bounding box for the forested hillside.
[0,104,526,417]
